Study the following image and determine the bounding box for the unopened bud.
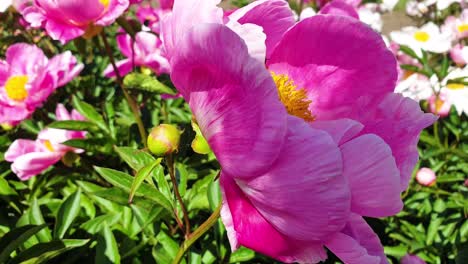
[147,124,181,156]
[191,121,211,154]
[416,167,436,186]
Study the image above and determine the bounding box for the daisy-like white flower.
[439,67,468,115]
[358,4,383,32]
[443,10,468,40]
[395,73,433,102]
[390,22,452,57]
[425,0,460,10]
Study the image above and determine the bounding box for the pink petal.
[220,174,328,263]
[319,0,359,19]
[310,118,363,145]
[340,134,403,217]
[5,139,40,161]
[47,51,83,87]
[6,43,48,76]
[161,0,223,60]
[238,116,349,241]
[226,21,266,63]
[0,60,8,85]
[44,19,86,44]
[228,0,295,59]
[55,103,71,120]
[96,0,130,26]
[171,23,287,178]
[344,93,437,191]
[268,15,397,119]
[11,151,63,180]
[103,59,133,78]
[325,213,388,264]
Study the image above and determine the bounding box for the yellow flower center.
[44,140,55,152]
[4,75,28,101]
[414,31,430,42]
[435,97,444,113]
[99,0,110,8]
[457,24,468,33]
[446,83,465,90]
[271,72,314,122]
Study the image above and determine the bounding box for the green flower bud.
[147,124,181,156]
[191,121,211,155]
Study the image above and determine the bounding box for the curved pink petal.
[310,118,363,145]
[6,43,48,76]
[319,0,359,19]
[238,116,349,241]
[325,213,388,264]
[161,0,223,60]
[47,51,83,87]
[344,93,437,191]
[44,19,86,44]
[228,0,295,59]
[0,61,8,85]
[340,134,402,217]
[226,21,266,63]
[268,15,397,119]
[11,151,63,180]
[5,139,40,161]
[103,59,133,78]
[171,23,287,178]
[96,0,130,26]
[220,174,328,263]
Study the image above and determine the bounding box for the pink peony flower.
[0,43,83,126]
[401,254,427,264]
[103,30,170,77]
[416,167,437,186]
[20,0,130,43]
[166,1,436,262]
[136,3,172,34]
[428,92,451,117]
[4,104,86,181]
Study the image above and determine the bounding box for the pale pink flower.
[416,168,437,186]
[5,104,86,180]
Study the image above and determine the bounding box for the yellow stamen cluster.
[458,24,468,33]
[44,140,55,152]
[5,75,28,101]
[99,0,110,8]
[271,72,314,122]
[413,31,430,42]
[446,83,465,90]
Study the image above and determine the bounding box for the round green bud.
[191,121,212,155]
[147,124,181,156]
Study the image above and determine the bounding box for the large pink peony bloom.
[166,1,436,263]
[103,30,170,77]
[5,104,87,181]
[20,0,129,43]
[0,43,83,126]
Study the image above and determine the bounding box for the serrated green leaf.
[114,146,155,171]
[47,120,96,131]
[129,159,162,203]
[54,189,82,239]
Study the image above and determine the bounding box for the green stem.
[100,30,148,147]
[172,204,222,264]
[167,154,191,235]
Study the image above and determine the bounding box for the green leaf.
[62,138,112,153]
[123,73,176,94]
[129,159,162,203]
[0,177,17,196]
[80,213,121,235]
[54,189,82,239]
[94,166,172,211]
[9,239,89,264]
[95,224,120,264]
[426,216,443,245]
[229,247,255,263]
[72,96,109,133]
[48,120,96,131]
[114,146,155,171]
[208,178,221,212]
[29,199,52,243]
[0,224,47,263]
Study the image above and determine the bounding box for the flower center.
[413,31,430,42]
[271,72,314,121]
[435,98,444,113]
[4,75,28,101]
[446,83,465,90]
[44,140,55,152]
[99,0,110,8]
[458,24,468,33]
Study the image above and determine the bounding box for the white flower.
[395,73,433,102]
[358,4,383,32]
[299,7,316,21]
[439,67,468,115]
[0,0,12,12]
[390,22,452,57]
[442,10,468,40]
[424,0,461,10]
[381,0,399,11]
[406,0,430,16]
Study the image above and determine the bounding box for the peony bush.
[0,0,467,263]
